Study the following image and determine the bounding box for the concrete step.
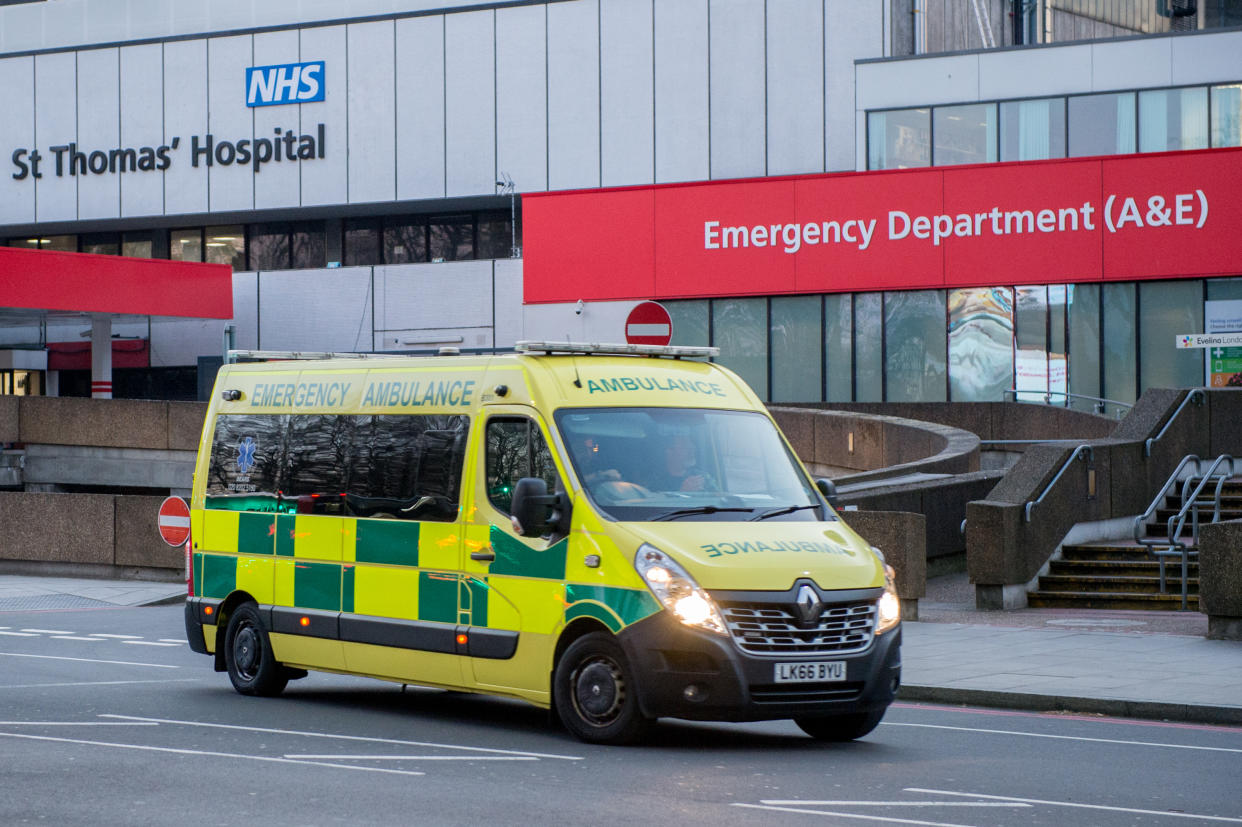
[1037,574,1198,595]
[1026,591,1199,611]
[1050,559,1199,578]
[1060,542,1157,562]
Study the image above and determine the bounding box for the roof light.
[515,341,719,358]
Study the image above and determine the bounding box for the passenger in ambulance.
[647,434,713,492]
[575,436,623,484]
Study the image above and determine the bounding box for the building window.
[170,228,202,262]
[713,298,768,399]
[948,287,1013,401]
[204,225,245,269]
[884,290,947,402]
[476,210,513,260]
[80,233,119,256]
[867,108,930,169]
[383,216,428,264]
[824,294,853,402]
[248,223,290,270]
[854,293,884,402]
[933,103,997,166]
[122,231,155,258]
[1139,87,1208,152]
[291,222,326,269]
[1000,98,1066,161]
[429,214,473,262]
[1210,84,1242,147]
[1068,92,1136,157]
[344,218,381,266]
[1139,280,1203,394]
[1102,282,1137,403]
[1068,283,1102,405]
[665,300,710,347]
[770,296,823,402]
[1014,285,1050,401]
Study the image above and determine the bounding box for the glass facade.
[869,80,1241,169]
[770,296,822,403]
[948,287,1013,401]
[884,290,947,402]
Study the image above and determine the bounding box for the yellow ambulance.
[184,342,901,744]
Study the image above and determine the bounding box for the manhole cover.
[0,595,116,611]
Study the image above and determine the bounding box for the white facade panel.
[119,44,165,219]
[163,39,209,216]
[125,0,175,43]
[206,1,257,33]
[0,3,44,53]
[1090,38,1172,92]
[977,45,1092,101]
[766,0,824,176]
[347,20,397,205]
[258,268,372,351]
[0,57,36,226]
[150,319,226,367]
[654,0,709,183]
[206,35,255,213]
[600,0,654,187]
[251,30,302,211]
[444,10,496,198]
[33,52,78,223]
[708,0,766,179]
[493,259,523,348]
[1170,31,1242,86]
[85,1,129,47]
[496,5,548,194]
[76,49,121,221]
[231,271,260,351]
[299,25,348,207]
[395,15,446,200]
[547,0,601,190]
[522,299,636,344]
[855,54,980,111]
[827,4,885,172]
[374,261,494,332]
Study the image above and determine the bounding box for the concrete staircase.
[1027,477,1242,611]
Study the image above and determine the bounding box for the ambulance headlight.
[877,563,901,634]
[634,544,726,636]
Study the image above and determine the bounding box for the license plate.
[774,661,846,684]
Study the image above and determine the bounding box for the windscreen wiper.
[748,504,823,521]
[649,506,756,522]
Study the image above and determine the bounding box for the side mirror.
[815,478,840,509]
[510,477,571,539]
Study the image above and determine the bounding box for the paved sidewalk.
[0,575,185,611]
[2,571,1240,726]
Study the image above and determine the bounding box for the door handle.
[470,550,495,562]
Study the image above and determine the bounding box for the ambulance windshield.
[554,408,827,523]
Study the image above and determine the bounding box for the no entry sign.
[625,301,672,346]
[157,496,191,547]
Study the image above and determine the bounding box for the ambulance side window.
[486,417,558,515]
[205,414,289,510]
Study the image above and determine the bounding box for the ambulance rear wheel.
[794,708,886,741]
[224,603,288,697]
[555,632,651,745]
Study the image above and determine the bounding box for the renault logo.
[795,584,822,625]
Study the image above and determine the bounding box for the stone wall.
[1200,519,1242,641]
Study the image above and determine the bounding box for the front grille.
[749,682,865,705]
[720,599,877,656]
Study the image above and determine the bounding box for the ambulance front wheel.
[224,602,289,697]
[794,708,886,741]
[554,632,652,745]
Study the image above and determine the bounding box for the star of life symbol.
[236,437,257,474]
[795,584,822,625]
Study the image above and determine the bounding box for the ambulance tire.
[224,603,289,697]
[794,708,886,742]
[554,632,651,745]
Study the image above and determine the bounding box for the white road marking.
[762,802,1029,808]
[286,754,538,761]
[884,721,1242,755]
[90,634,143,640]
[0,652,177,669]
[0,721,158,726]
[157,639,186,644]
[52,636,105,642]
[20,629,73,635]
[907,789,1242,823]
[101,714,584,761]
[0,631,37,637]
[0,731,425,777]
[732,803,978,826]
[121,641,181,647]
[0,679,200,690]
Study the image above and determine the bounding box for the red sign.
[157,496,191,547]
[625,301,673,345]
[523,147,1242,303]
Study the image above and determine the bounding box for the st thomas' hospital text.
[702,190,1210,253]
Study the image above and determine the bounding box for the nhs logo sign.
[245,61,325,107]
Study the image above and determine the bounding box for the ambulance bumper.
[616,610,901,723]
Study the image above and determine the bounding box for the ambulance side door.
[462,408,568,694]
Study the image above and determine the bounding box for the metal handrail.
[1144,388,1206,457]
[1134,453,1236,610]
[1024,444,1093,522]
[1003,388,1134,417]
